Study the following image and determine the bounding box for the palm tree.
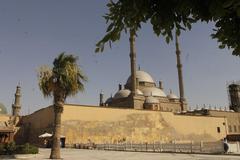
[38,53,87,159]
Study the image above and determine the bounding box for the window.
[217,127,221,133]
[234,125,237,132]
[229,125,232,133]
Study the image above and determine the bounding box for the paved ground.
[6,148,240,160]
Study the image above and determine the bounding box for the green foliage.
[0,143,39,155]
[4,142,16,155]
[16,143,39,154]
[96,0,240,56]
[38,52,87,101]
[0,144,5,155]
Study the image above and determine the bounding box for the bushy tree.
[96,0,240,56]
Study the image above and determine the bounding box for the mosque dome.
[126,70,155,84]
[167,90,178,99]
[105,97,113,104]
[114,89,131,99]
[145,96,159,104]
[0,102,7,114]
[142,87,166,97]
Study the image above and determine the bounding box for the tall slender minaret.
[175,33,186,111]
[129,29,137,97]
[12,85,21,116]
[99,90,104,106]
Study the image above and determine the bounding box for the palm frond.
[37,65,54,98]
[38,53,87,101]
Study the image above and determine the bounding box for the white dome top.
[145,96,159,104]
[167,90,178,99]
[114,89,131,99]
[142,87,166,97]
[126,70,155,84]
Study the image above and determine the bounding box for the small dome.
[114,89,131,99]
[145,96,159,104]
[126,70,155,84]
[0,103,7,114]
[136,89,143,95]
[142,87,166,97]
[167,90,178,99]
[105,97,113,104]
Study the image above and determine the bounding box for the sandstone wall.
[61,104,227,145]
[208,110,240,134]
[17,106,54,144]
[18,104,227,145]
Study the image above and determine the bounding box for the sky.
[0,0,239,115]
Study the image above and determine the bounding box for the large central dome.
[126,70,155,84]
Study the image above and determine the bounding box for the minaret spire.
[175,32,186,111]
[12,85,21,116]
[129,29,137,97]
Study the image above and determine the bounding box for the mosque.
[101,34,187,113]
[103,69,186,112]
[0,34,240,146]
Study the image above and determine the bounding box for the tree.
[37,53,87,159]
[96,0,240,56]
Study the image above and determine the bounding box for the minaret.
[129,29,137,97]
[12,85,21,116]
[159,81,163,90]
[175,33,186,111]
[99,90,104,106]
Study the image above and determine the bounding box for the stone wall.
[16,106,54,144]
[208,110,240,135]
[61,105,226,145]
[19,104,227,145]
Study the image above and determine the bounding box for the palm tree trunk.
[50,101,63,159]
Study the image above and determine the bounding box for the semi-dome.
[114,89,131,99]
[126,70,155,84]
[0,102,7,114]
[167,90,178,99]
[145,96,159,104]
[142,87,166,97]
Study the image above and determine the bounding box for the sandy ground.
[4,148,240,160]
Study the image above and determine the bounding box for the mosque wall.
[19,104,227,145]
[160,101,182,112]
[208,110,240,135]
[60,105,226,144]
[16,106,54,144]
[109,97,133,108]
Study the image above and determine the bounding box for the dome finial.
[138,64,141,71]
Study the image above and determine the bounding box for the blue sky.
[0,0,239,115]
